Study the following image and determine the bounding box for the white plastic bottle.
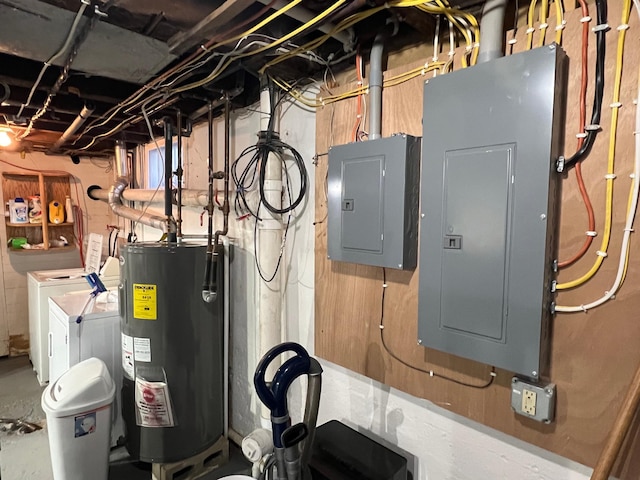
[65,195,74,223]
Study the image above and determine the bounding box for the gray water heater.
[119,243,224,463]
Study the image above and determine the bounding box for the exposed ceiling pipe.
[255,0,354,51]
[477,0,508,64]
[108,141,168,232]
[16,1,88,119]
[369,31,388,140]
[19,5,100,140]
[47,104,94,153]
[88,186,210,206]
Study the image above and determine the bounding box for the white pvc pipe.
[258,87,283,417]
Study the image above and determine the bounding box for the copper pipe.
[591,360,640,480]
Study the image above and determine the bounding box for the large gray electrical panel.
[328,134,421,270]
[418,45,567,379]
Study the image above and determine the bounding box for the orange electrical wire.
[352,48,363,142]
[558,0,596,268]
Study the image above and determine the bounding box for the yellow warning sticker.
[133,284,157,320]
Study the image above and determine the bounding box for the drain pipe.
[477,0,508,64]
[47,103,94,153]
[369,31,387,140]
[258,82,283,408]
[108,141,168,232]
[88,187,209,205]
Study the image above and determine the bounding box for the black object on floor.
[309,420,408,480]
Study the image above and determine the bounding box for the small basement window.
[144,140,181,189]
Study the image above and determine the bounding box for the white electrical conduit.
[17,1,88,118]
[556,23,640,313]
[255,0,353,51]
[258,86,283,417]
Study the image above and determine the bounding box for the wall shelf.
[2,172,75,252]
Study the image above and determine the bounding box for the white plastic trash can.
[42,357,115,480]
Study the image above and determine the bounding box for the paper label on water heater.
[134,337,151,362]
[135,378,175,427]
[122,333,134,379]
[133,284,157,320]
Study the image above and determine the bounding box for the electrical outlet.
[511,377,556,423]
[522,389,537,416]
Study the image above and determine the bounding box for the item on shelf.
[9,197,28,224]
[49,200,64,224]
[9,237,27,249]
[64,195,74,224]
[28,195,42,224]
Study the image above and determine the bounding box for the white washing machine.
[48,291,124,447]
[27,269,119,385]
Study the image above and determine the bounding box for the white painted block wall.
[0,152,115,355]
[136,101,593,479]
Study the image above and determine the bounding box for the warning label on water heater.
[122,334,134,379]
[135,378,175,427]
[133,284,157,320]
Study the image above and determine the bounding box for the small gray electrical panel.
[418,45,567,378]
[511,377,556,423]
[327,134,421,270]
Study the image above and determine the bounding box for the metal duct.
[477,0,508,64]
[108,141,168,232]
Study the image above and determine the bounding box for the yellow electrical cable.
[538,0,549,47]
[260,0,477,74]
[78,0,306,138]
[556,0,631,290]
[174,0,349,93]
[527,0,538,50]
[271,61,446,108]
[554,0,565,44]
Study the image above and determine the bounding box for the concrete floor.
[0,356,250,480]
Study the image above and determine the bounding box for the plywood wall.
[315,2,640,474]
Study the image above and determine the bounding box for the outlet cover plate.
[511,377,556,423]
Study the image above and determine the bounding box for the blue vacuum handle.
[254,342,311,448]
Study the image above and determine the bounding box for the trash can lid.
[42,357,115,418]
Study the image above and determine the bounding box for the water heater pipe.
[477,0,508,64]
[214,96,231,247]
[108,141,168,232]
[202,102,218,303]
[369,31,387,140]
[258,84,283,404]
[176,111,184,240]
[163,118,177,242]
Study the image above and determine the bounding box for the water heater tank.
[119,243,224,463]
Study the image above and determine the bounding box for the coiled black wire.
[564,0,607,170]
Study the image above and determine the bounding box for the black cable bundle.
[231,82,309,282]
[564,0,607,170]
